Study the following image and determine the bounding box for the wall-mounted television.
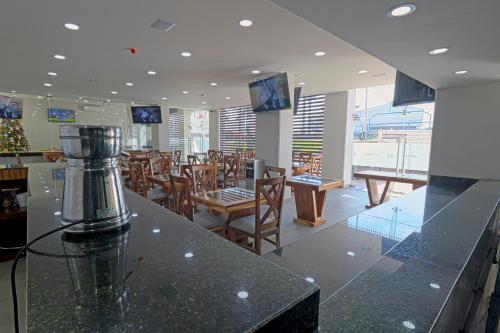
[48,108,76,122]
[0,95,23,119]
[249,73,291,112]
[393,71,435,107]
[131,106,162,124]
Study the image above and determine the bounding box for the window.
[292,94,325,162]
[169,108,209,159]
[219,105,255,154]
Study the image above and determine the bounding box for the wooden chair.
[153,156,171,175]
[169,174,193,220]
[228,176,286,255]
[159,151,172,159]
[298,152,313,173]
[264,166,286,178]
[187,155,199,165]
[216,151,224,164]
[172,150,182,172]
[207,149,218,161]
[129,150,152,159]
[129,162,149,197]
[130,157,153,175]
[195,152,208,163]
[310,154,322,176]
[220,155,240,188]
[190,164,217,195]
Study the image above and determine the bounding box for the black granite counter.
[265,178,500,332]
[24,163,319,332]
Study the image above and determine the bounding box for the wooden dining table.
[286,174,344,227]
[192,187,265,232]
[353,170,428,208]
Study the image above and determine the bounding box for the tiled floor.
[0,186,369,332]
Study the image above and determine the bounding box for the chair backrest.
[263,166,286,178]
[169,174,193,221]
[159,151,173,160]
[310,154,322,176]
[298,152,312,165]
[190,163,217,195]
[195,152,207,162]
[223,155,240,188]
[207,149,218,161]
[187,155,199,165]
[129,162,148,196]
[245,150,256,159]
[173,150,182,166]
[154,156,171,175]
[130,157,152,175]
[216,151,224,163]
[255,176,286,232]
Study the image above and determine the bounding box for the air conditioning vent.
[81,105,104,113]
[150,18,175,32]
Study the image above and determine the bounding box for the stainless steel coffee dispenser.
[59,125,130,233]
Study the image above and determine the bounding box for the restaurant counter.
[265,176,500,332]
[23,163,319,332]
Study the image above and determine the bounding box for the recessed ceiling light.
[37,96,42,99]
[48,72,58,76]
[84,99,88,103]
[239,19,253,27]
[44,83,52,87]
[182,91,189,94]
[357,69,368,74]
[386,3,416,17]
[64,23,79,31]
[252,70,261,74]
[181,51,192,57]
[11,90,16,93]
[126,82,134,86]
[53,54,66,60]
[429,283,441,289]
[201,101,207,105]
[225,96,231,100]
[314,51,326,57]
[210,82,218,86]
[147,70,157,75]
[237,291,249,299]
[184,252,194,258]
[453,70,469,75]
[298,82,306,86]
[305,277,315,283]
[429,47,449,55]
[402,321,416,330]
[161,97,168,100]
[111,91,118,94]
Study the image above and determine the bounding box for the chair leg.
[255,235,262,256]
[275,232,280,249]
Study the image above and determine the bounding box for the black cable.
[10,221,83,333]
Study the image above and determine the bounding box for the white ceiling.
[271,0,500,90]
[0,0,395,109]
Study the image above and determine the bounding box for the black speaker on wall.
[293,87,302,115]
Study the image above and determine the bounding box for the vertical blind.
[219,105,255,154]
[292,94,325,162]
[168,108,191,158]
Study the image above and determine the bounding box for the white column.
[209,109,219,150]
[322,91,355,186]
[157,106,169,151]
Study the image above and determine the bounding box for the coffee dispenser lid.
[59,125,122,139]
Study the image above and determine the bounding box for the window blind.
[292,94,325,162]
[219,105,255,154]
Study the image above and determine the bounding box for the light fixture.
[54,54,66,60]
[252,70,261,74]
[429,47,449,55]
[314,51,326,57]
[54,211,61,216]
[346,251,356,257]
[210,82,218,86]
[386,4,416,18]
[225,96,231,100]
[429,283,441,289]
[37,96,42,99]
[126,82,134,86]
[184,252,194,258]
[298,82,306,86]
[201,101,207,105]
[78,96,82,100]
[181,51,192,57]
[11,90,16,93]
[131,213,138,218]
[357,70,368,74]
[83,100,88,103]
[402,321,416,330]
[64,22,80,31]
[111,91,118,94]
[237,291,249,299]
[147,70,157,75]
[453,70,469,75]
[182,91,189,94]
[161,97,168,100]
[48,72,58,76]
[305,277,315,283]
[239,19,253,27]
[44,83,52,87]
[44,190,50,193]
[152,228,160,233]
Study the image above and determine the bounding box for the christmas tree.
[0,118,30,152]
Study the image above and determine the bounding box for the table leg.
[365,178,380,208]
[293,187,327,227]
[379,180,394,204]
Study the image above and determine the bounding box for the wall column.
[322,91,355,186]
[157,106,169,151]
[209,109,220,150]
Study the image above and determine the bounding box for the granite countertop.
[265,178,500,332]
[25,163,319,332]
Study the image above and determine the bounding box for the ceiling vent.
[81,105,104,113]
[150,18,175,32]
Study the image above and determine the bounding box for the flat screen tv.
[393,71,435,107]
[249,73,291,112]
[131,106,162,124]
[0,95,23,119]
[48,108,76,122]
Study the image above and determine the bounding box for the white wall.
[322,91,355,185]
[429,81,500,180]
